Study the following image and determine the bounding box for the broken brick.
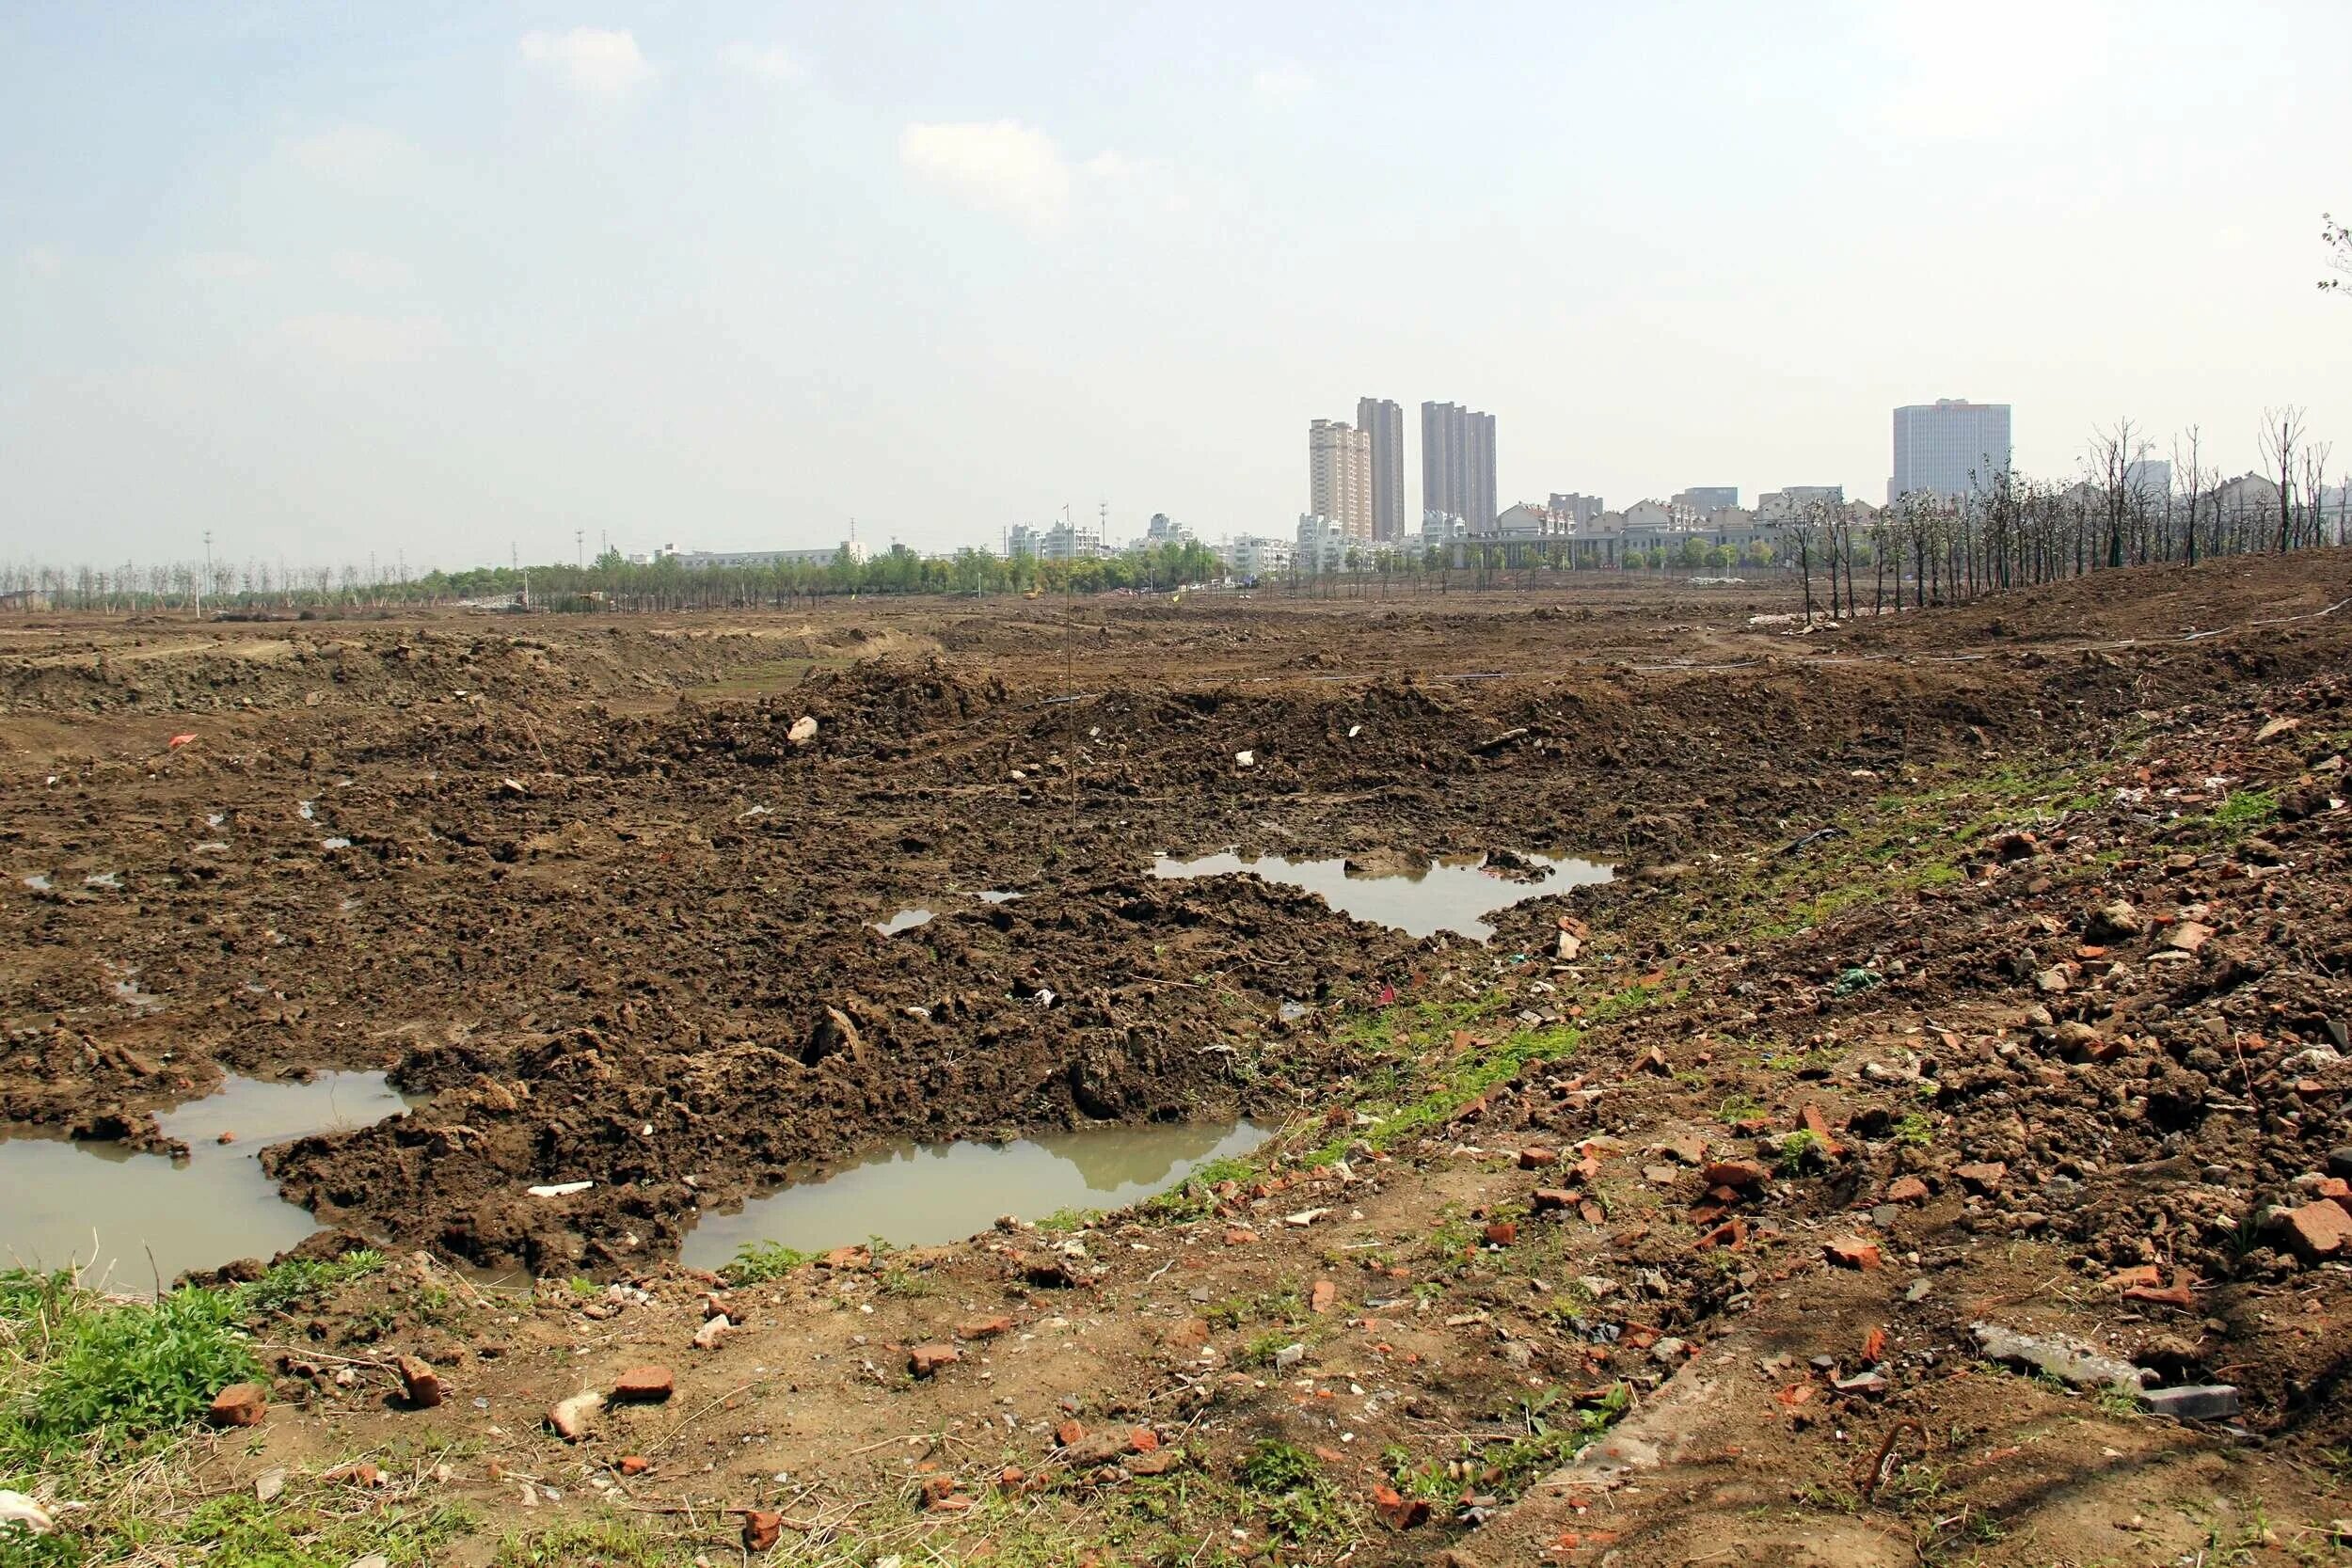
[1823,1238,1882,1270]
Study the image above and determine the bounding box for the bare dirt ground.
[5,557,2352,1567]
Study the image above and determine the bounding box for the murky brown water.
[0,1071,422,1286]
[679,1119,1267,1269]
[1151,850,1611,940]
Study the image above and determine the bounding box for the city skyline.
[3,6,2344,566]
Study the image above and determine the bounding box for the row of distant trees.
[1780,407,2343,624]
[1,423,2342,617]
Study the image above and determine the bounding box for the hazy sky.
[5,2,2348,569]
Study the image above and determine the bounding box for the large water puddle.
[1151,850,1611,940]
[680,1119,1266,1269]
[0,1072,421,1286]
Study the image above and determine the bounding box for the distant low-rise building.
[1295,513,1352,575]
[1143,512,1192,545]
[1548,493,1605,528]
[1039,521,1104,562]
[1671,486,1739,512]
[669,541,868,571]
[1224,535,1295,579]
[1757,486,1845,522]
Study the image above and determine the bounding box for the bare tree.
[2171,426,2205,566]
[2324,213,2352,293]
[2259,406,2305,551]
[2298,441,2333,549]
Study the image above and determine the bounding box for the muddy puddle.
[0,1071,423,1285]
[680,1120,1267,1269]
[1152,851,1612,940]
[873,907,935,935]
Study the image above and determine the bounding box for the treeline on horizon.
[3,420,2342,617]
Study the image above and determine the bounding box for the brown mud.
[7,558,2352,1565]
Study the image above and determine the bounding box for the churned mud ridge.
[261,874,1421,1274]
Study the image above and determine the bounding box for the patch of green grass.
[2213,787,2278,832]
[1238,1330,1301,1369]
[2,1283,257,1464]
[1234,1438,1355,1544]
[1892,1112,1935,1148]
[104,1493,470,1568]
[1775,1129,1825,1176]
[234,1251,385,1318]
[876,1264,940,1299]
[722,1241,813,1286]
[1716,1090,1766,1125]
[492,1516,682,1568]
[1036,1206,1098,1233]
[1142,1155,1259,1221]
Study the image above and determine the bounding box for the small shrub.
[1775,1129,1825,1176]
[721,1242,812,1286]
[1891,1112,1934,1148]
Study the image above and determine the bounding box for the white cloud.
[1251,65,1316,103]
[276,312,453,365]
[330,250,415,291]
[519,27,654,97]
[719,41,804,84]
[21,245,64,278]
[898,120,1073,232]
[282,123,421,179]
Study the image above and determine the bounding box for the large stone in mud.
[1068,1044,1130,1119]
[803,1006,867,1069]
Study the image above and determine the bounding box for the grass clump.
[1891,1112,1935,1148]
[234,1250,385,1317]
[721,1241,813,1286]
[1774,1129,1826,1177]
[1236,1438,1353,1544]
[0,1277,256,1465]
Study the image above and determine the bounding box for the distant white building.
[1143,512,1192,545]
[1295,513,1351,575]
[1757,486,1845,522]
[1224,535,1295,578]
[1890,399,2012,500]
[669,541,868,571]
[1039,521,1104,562]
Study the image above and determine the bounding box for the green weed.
[234,1251,385,1318]
[722,1241,813,1286]
[3,1283,256,1462]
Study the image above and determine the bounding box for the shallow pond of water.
[873,907,935,935]
[0,1071,422,1286]
[680,1119,1267,1269]
[1150,850,1612,940]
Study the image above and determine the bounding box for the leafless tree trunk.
[2172,426,2203,566]
[2260,405,2305,552]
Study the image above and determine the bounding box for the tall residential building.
[1356,397,1407,542]
[1671,486,1739,512]
[1422,402,1497,529]
[1890,399,2012,500]
[1309,419,1375,540]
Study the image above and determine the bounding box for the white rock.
[0,1492,55,1535]
[787,716,818,745]
[528,1180,595,1197]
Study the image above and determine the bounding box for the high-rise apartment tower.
[1308,420,1375,541]
[1890,400,2012,500]
[1422,402,1497,529]
[1356,397,1406,542]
